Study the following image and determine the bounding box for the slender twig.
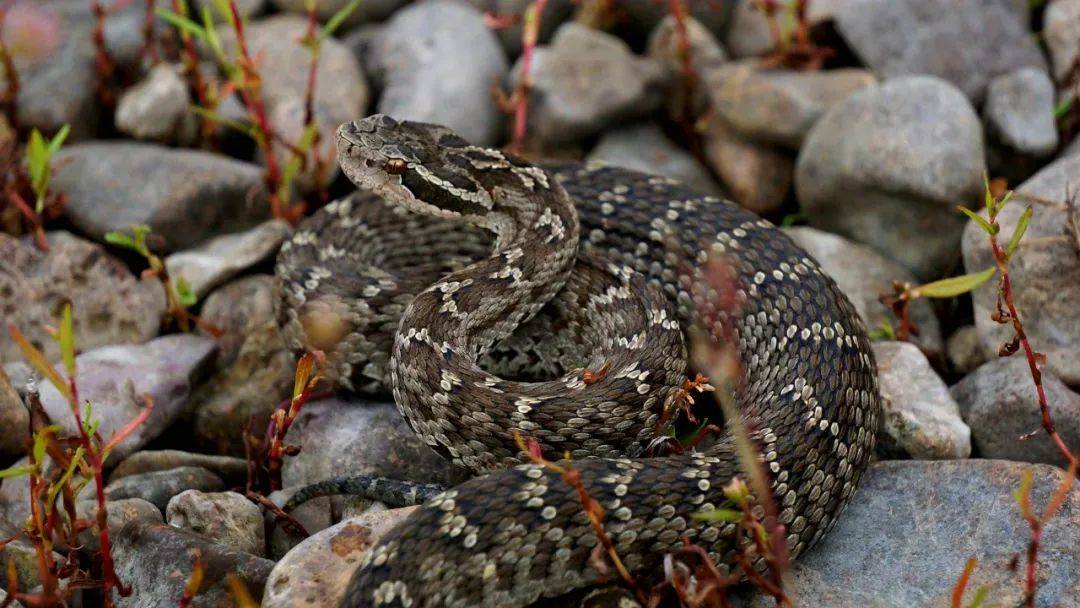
[0,3,19,132]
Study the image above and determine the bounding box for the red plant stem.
[0,3,19,132]
[300,1,330,203]
[509,0,547,153]
[666,0,698,126]
[140,0,158,64]
[171,0,215,148]
[5,187,48,251]
[90,0,117,109]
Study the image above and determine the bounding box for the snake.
[273,114,881,608]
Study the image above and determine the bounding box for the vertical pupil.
[386,160,406,175]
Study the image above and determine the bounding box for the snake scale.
[274,114,881,608]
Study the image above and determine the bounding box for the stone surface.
[510,23,670,147]
[1043,0,1080,83]
[961,153,1080,385]
[795,76,986,279]
[115,63,197,145]
[261,508,416,607]
[366,0,507,146]
[105,466,226,511]
[587,122,724,197]
[109,450,248,486]
[647,14,727,118]
[166,490,265,556]
[0,367,28,462]
[702,114,792,215]
[53,142,271,252]
[784,227,943,357]
[951,357,1080,467]
[872,341,970,459]
[742,460,1080,607]
[984,67,1058,157]
[197,274,281,368]
[704,63,876,148]
[236,15,369,189]
[37,334,218,460]
[833,0,1046,103]
[76,497,163,554]
[164,219,291,299]
[0,538,63,593]
[270,0,405,26]
[0,231,166,365]
[112,520,274,607]
[946,325,990,374]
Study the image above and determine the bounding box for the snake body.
[274,115,880,608]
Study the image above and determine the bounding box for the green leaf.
[31,426,60,464]
[912,267,997,299]
[175,276,197,307]
[189,105,260,141]
[155,6,208,40]
[26,129,48,193]
[59,303,75,377]
[1055,95,1073,119]
[104,231,137,251]
[691,508,744,523]
[982,173,995,216]
[1005,206,1033,260]
[321,0,363,39]
[45,446,85,511]
[968,585,991,608]
[958,206,997,235]
[46,124,70,156]
[201,6,226,63]
[0,464,35,479]
[868,321,896,341]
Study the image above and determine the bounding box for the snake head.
[337,115,498,221]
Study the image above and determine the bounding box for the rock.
[784,227,943,357]
[235,15,369,189]
[1043,0,1080,83]
[105,466,225,511]
[164,219,291,300]
[701,114,792,215]
[510,23,670,148]
[37,334,218,460]
[109,450,248,486]
[795,76,986,280]
[166,490,265,556]
[647,14,727,118]
[946,325,990,374]
[280,397,463,504]
[53,143,271,252]
[742,460,1080,607]
[833,0,1046,103]
[723,0,776,59]
[76,497,163,554]
[0,538,64,593]
[115,63,197,145]
[587,123,724,197]
[0,367,28,462]
[951,357,1080,467]
[0,455,35,530]
[266,487,333,560]
[269,0,405,26]
[961,153,1080,385]
[473,0,576,57]
[0,231,165,366]
[111,520,274,607]
[704,63,875,148]
[366,0,507,146]
[872,342,970,459]
[261,508,416,607]
[190,277,293,455]
[984,67,1059,182]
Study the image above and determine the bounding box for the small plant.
[751,0,833,70]
[25,125,69,217]
[264,351,326,491]
[495,0,548,154]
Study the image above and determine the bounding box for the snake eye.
[384,159,407,175]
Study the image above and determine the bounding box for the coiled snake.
[274,115,881,608]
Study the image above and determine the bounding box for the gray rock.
[946,325,990,374]
[0,538,64,593]
[109,450,249,486]
[53,143,271,252]
[510,23,670,147]
[587,123,724,197]
[1044,0,1080,83]
[37,334,217,460]
[236,15,369,189]
[280,397,463,507]
[0,455,36,530]
[473,0,576,57]
[266,487,333,560]
[115,63,197,145]
[261,508,417,607]
[0,367,28,462]
[784,227,943,358]
[833,0,1046,103]
[723,0,776,59]
[795,76,986,280]
[166,490,265,556]
[742,460,1080,607]
[647,14,727,118]
[111,520,274,607]
[367,0,507,146]
[197,274,280,368]
[961,153,1080,385]
[269,0,406,26]
[0,231,165,366]
[872,341,970,459]
[984,67,1059,155]
[704,63,876,148]
[105,466,225,511]
[164,219,291,300]
[951,357,1080,467]
[701,114,792,215]
[76,497,163,554]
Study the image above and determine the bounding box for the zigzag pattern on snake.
[273,114,881,608]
